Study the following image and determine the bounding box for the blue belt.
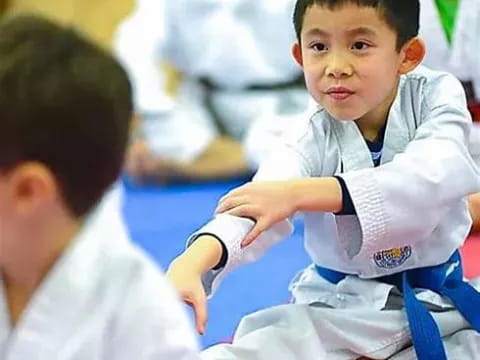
[315,251,480,360]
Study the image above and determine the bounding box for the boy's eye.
[352,41,370,50]
[311,43,327,52]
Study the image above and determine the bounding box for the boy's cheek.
[304,76,322,95]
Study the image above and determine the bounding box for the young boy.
[0,15,200,359]
[167,0,480,359]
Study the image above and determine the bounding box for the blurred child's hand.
[125,140,150,181]
[167,258,208,335]
[125,140,188,184]
[215,181,297,247]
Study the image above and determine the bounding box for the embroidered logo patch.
[374,246,412,269]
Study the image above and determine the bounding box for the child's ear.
[292,42,304,68]
[10,163,57,215]
[398,37,426,75]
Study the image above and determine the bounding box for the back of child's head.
[0,14,133,217]
[293,0,420,50]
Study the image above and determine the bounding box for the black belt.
[199,74,305,135]
[199,74,305,92]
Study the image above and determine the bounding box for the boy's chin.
[318,100,366,121]
[327,109,359,121]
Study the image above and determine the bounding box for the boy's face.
[293,4,415,122]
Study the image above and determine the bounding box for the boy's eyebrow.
[304,28,330,38]
[303,27,377,39]
[345,27,377,37]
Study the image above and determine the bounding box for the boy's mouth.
[325,86,354,100]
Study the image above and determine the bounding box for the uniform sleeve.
[340,74,480,260]
[107,258,201,360]
[188,121,321,296]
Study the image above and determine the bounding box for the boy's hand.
[166,235,224,334]
[166,258,208,335]
[215,181,297,247]
[124,140,150,181]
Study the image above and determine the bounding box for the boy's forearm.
[174,177,342,274]
[176,235,224,274]
[290,177,343,213]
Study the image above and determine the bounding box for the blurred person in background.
[1,0,137,231]
[115,0,313,184]
[419,0,480,230]
[419,0,480,114]
[0,15,200,359]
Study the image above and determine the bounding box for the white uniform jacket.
[0,192,200,360]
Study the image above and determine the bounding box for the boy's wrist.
[179,234,225,274]
[288,177,342,213]
[286,180,304,213]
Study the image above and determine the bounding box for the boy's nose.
[325,55,353,78]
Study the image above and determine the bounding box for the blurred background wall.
[3,0,133,48]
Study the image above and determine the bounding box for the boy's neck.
[355,79,399,142]
[1,214,80,326]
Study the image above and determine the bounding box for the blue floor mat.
[122,179,310,348]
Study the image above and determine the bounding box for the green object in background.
[434,0,460,44]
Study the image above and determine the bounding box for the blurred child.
[115,0,310,183]
[168,0,480,359]
[0,14,199,359]
[419,0,480,104]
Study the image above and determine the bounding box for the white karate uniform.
[114,0,310,166]
[0,190,200,360]
[420,0,480,100]
[189,66,480,359]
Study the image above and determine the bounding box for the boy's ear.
[10,163,57,215]
[398,37,426,75]
[292,42,304,68]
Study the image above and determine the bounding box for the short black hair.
[0,15,133,217]
[293,0,420,51]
